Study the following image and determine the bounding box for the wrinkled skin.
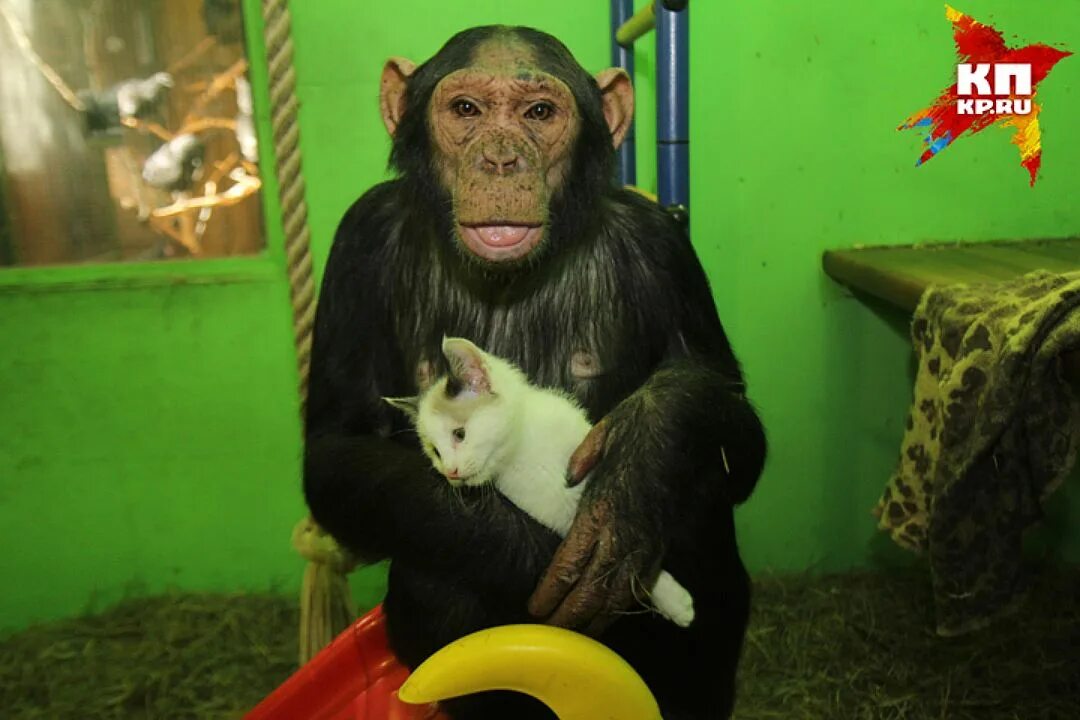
[381,37,631,266]
[530,417,630,634]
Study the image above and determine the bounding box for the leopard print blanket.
[874,270,1080,636]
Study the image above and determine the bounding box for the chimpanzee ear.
[383,395,420,420]
[595,68,634,149]
[380,57,417,137]
[441,337,492,394]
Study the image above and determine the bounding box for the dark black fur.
[304,26,766,720]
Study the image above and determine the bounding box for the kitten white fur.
[384,337,695,628]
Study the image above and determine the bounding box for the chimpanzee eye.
[452,99,481,117]
[452,427,466,441]
[524,102,555,121]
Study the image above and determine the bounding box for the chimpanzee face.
[427,40,580,263]
[380,29,633,267]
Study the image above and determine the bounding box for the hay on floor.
[0,593,297,720]
[735,565,1080,720]
[0,565,1077,719]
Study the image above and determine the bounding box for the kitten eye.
[452,428,466,441]
[430,445,441,460]
[452,99,481,117]
[524,102,555,121]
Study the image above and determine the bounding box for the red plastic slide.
[245,605,448,720]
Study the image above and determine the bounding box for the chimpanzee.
[303,26,766,720]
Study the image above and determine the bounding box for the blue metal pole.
[610,0,636,187]
[656,2,688,209]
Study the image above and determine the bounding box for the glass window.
[0,0,264,266]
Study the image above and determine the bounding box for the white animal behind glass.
[384,337,695,628]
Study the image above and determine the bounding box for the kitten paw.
[650,571,696,628]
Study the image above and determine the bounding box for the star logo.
[899,5,1071,186]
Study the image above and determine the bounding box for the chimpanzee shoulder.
[601,189,699,269]
[596,187,743,378]
[329,180,406,258]
[308,179,415,437]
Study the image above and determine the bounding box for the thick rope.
[262,0,353,666]
[263,0,315,414]
[292,517,358,663]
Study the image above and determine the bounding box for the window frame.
[0,0,290,292]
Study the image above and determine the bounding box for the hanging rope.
[263,0,315,415]
[261,0,355,665]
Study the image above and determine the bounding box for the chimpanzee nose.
[481,145,522,175]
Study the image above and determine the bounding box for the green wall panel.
[690,0,1080,570]
[0,275,306,630]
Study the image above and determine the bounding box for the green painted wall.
[3,1,1078,631]
[0,266,306,629]
[693,0,1080,571]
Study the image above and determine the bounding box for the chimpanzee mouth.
[457,223,544,262]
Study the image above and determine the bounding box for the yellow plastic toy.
[398,624,663,720]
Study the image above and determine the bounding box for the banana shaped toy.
[398,624,663,720]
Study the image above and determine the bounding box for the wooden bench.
[822,237,1080,378]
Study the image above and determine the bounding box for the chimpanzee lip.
[458,221,544,233]
[457,223,545,261]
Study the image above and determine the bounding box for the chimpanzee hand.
[527,415,668,636]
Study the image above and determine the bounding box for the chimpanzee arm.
[588,203,768,511]
[626,218,768,509]
[304,185,559,596]
[530,208,766,632]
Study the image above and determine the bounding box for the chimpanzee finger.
[542,534,617,630]
[527,527,598,619]
[582,561,642,637]
[566,417,610,487]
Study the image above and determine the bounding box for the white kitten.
[385,337,695,628]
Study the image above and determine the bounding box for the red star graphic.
[899,5,1071,186]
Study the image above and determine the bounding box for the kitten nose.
[446,468,460,479]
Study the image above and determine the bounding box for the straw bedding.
[2,565,1076,719]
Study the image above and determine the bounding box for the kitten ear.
[383,395,420,419]
[441,337,491,394]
